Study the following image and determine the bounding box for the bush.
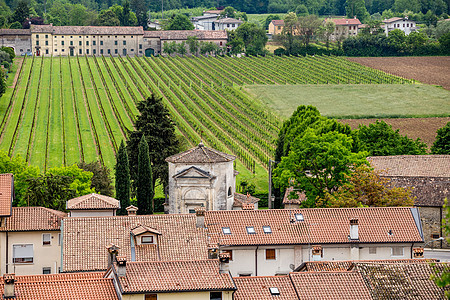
[274,47,287,56]
[0,47,15,60]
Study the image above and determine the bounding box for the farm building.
[0,29,31,56]
[324,17,361,41]
[268,19,285,35]
[382,17,417,36]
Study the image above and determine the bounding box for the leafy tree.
[186,35,199,55]
[199,41,218,55]
[264,14,280,29]
[165,14,194,30]
[356,120,427,156]
[436,20,450,39]
[439,32,450,54]
[46,164,94,196]
[319,164,414,207]
[273,128,367,206]
[10,0,29,25]
[115,140,130,215]
[8,21,22,29]
[297,14,323,46]
[137,135,153,214]
[234,22,268,56]
[227,30,244,55]
[176,41,187,56]
[323,20,335,49]
[220,6,236,18]
[97,10,120,26]
[295,4,309,16]
[130,0,148,28]
[431,122,450,154]
[393,0,421,13]
[78,161,113,197]
[163,41,177,55]
[0,69,5,96]
[345,0,370,22]
[120,0,132,26]
[279,12,300,54]
[126,95,181,194]
[24,174,77,211]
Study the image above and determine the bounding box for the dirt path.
[347,57,450,90]
[9,58,23,88]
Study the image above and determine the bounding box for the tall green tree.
[115,140,130,215]
[186,35,199,55]
[234,22,268,56]
[165,14,194,30]
[78,161,114,196]
[10,0,29,25]
[345,0,370,22]
[431,122,450,154]
[127,95,181,195]
[137,135,153,214]
[130,0,148,28]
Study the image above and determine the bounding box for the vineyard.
[0,55,411,180]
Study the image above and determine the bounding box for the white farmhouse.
[214,18,244,31]
[192,14,219,30]
[383,17,417,36]
[165,142,237,214]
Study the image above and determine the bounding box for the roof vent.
[219,252,230,263]
[388,229,393,236]
[126,205,138,216]
[269,287,280,295]
[3,274,15,299]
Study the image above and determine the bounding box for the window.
[269,287,280,295]
[144,295,157,300]
[43,234,51,245]
[131,49,134,52]
[210,292,222,300]
[123,35,125,38]
[139,44,142,49]
[20,49,23,52]
[263,226,272,234]
[108,49,111,54]
[220,41,223,46]
[392,247,404,256]
[42,267,51,274]
[62,49,64,52]
[432,233,440,239]
[58,233,61,246]
[239,273,251,277]
[228,187,232,197]
[45,41,48,46]
[222,227,231,234]
[123,41,126,45]
[36,34,39,38]
[79,49,82,54]
[246,226,256,234]
[86,49,89,55]
[295,213,304,221]
[115,49,118,54]
[36,41,39,46]
[55,49,57,52]
[369,247,377,254]
[232,24,235,27]
[70,36,73,38]
[93,41,96,46]
[100,49,104,55]
[141,236,153,244]
[79,36,81,38]
[93,49,96,55]
[61,41,64,46]
[79,41,82,46]
[115,41,118,45]
[13,244,33,263]
[45,49,48,54]
[223,250,233,261]
[61,36,64,38]
[266,249,276,260]
[100,41,103,46]
[70,41,73,46]
[45,34,48,39]
[188,209,196,214]
[86,41,89,46]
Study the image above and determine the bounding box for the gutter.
[255,246,259,276]
[60,219,64,273]
[5,231,8,273]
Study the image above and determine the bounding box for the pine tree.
[137,135,153,215]
[115,140,130,215]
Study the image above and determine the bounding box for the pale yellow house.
[268,19,285,35]
[325,18,361,41]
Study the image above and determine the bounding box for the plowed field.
[347,57,450,90]
[339,117,450,149]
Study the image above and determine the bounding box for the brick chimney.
[116,256,127,277]
[195,207,206,228]
[126,205,138,216]
[349,218,359,240]
[413,247,424,258]
[3,274,15,299]
[242,203,254,210]
[219,252,230,273]
[208,243,219,259]
[106,244,120,267]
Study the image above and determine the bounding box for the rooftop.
[271,20,285,26]
[0,207,66,232]
[368,155,450,177]
[30,24,143,35]
[144,30,228,40]
[116,259,235,293]
[0,29,31,35]
[0,173,13,217]
[234,193,260,207]
[66,193,120,210]
[215,18,244,24]
[296,259,437,272]
[326,18,362,25]
[383,17,406,23]
[233,276,298,300]
[165,142,235,164]
[205,207,423,246]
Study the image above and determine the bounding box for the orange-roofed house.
[268,20,285,35]
[325,17,361,41]
[66,193,120,217]
[0,207,66,275]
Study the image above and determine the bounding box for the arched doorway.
[145,48,155,57]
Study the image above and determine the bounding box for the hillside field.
[244,84,450,119]
[0,55,413,192]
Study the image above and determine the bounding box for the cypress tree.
[115,140,130,215]
[137,135,153,215]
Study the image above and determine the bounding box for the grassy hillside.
[245,84,450,119]
[0,55,413,192]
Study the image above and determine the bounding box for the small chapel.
[164,142,259,214]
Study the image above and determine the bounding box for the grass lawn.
[244,84,450,119]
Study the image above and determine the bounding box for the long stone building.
[0,25,228,57]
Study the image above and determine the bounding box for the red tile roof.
[290,271,372,299]
[233,276,298,300]
[144,30,228,40]
[117,260,235,293]
[66,193,120,210]
[0,272,118,299]
[271,20,285,26]
[31,24,143,35]
[234,193,260,207]
[296,259,437,272]
[205,208,423,246]
[0,207,66,231]
[368,155,450,177]
[327,18,362,25]
[383,17,404,23]
[62,214,208,272]
[0,174,13,217]
[165,142,235,163]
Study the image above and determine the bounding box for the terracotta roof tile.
[62,214,208,272]
[297,259,437,272]
[0,272,118,299]
[0,174,13,217]
[66,193,120,210]
[233,193,260,207]
[327,18,362,25]
[31,24,143,35]
[290,271,372,299]
[0,29,31,35]
[282,187,306,205]
[271,20,285,26]
[215,18,244,24]
[205,208,423,246]
[144,30,228,40]
[165,143,235,163]
[233,276,298,300]
[368,155,450,177]
[0,207,66,231]
[355,262,448,299]
[383,17,404,23]
[117,259,235,293]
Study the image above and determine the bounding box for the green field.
[245,84,450,119]
[0,55,413,192]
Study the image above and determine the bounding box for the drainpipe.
[255,246,259,276]
[5,231,8,273]
[440,207,443,249]
[410,243,414,259]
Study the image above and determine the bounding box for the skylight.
[246,226,256,234]
[295,213,304,221]
[222,227,231,235]
[263,226,272,234]
[269,287,280,295]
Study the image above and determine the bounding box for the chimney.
[242,203,254,210]
[208,243,219,259]
[116,256,127,277]
[413,247,424,258]
[195,207,206,228]
[3,274,15,299]
[349,218,359,240]
[219,252,230,273]
[106,244,120,267]
[126,205,138,216]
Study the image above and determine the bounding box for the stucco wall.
[0,35,31,55]
[0,231,61,275]
[69,210,115,217]
[122,291,233,300]
[419,206,449,249]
